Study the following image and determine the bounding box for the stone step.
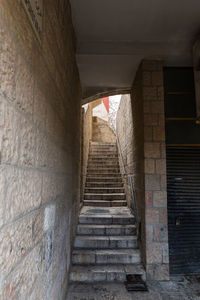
[89,146,117,150]
[84,193,126,200]
[91,144,116,147]
[86,177,123,183]
[87,168,120,174]
[89,154,118,158]
[87,163,120,172]
[90,148,117,152]
[74,235,138,249]
[80,205,130,213]
[87,173,121,178]
[89,157,118,161]
[88,163,119,168]
[79,214,135,225]
[68,141,146,285]
[90,144,116,147]
[72,249,141,265]
[90,143,116,146]
[88,162,119,167]
[70,264,144,283]
[90,142,116,146]
[85,187,124,194]
[90,146,117,151]
[90,150,117,155]
[89,152,118,157]
[83,200,127,207]
[88,165,119,170]
[88,166,120,171]
[88,158,118,162]
[77,224,136,236]
[85,182,124,187]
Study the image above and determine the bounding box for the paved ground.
[67,275,200,300]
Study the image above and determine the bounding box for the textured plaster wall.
[0,0,81,299]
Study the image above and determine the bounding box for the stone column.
[142,60,169,280]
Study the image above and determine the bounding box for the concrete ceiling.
[70,0,200,101]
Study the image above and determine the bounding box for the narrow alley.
[0,1,200,299]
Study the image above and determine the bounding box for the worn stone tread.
[84,194,126,201]
[69,141,144,284]
[85,187,125,192]
[72,248,141,265]
[86,176,122,180]
[77,224,136,235]
[74,235,138,249]
[70,264,144,282]
[83,200,127,207]
[85,182,124,187]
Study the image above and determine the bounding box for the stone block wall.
[116,60,169,280]
[92,117,116,143]
[116,94,134,208]
[142,60,169,280]
[116,75,147,270]
[80,105,93,202]
[0,0,81,299]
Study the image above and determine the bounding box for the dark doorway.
[164,68,200,274]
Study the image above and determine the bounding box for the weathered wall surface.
[116,94,134,209]
[142,61,169,280]
[116,84,146,271]
[80,105,92,202]
[92,117,116,143]
[116,61,169,281]
[80,104,115,201]
[0,0,81,299]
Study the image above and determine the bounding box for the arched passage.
[81,88,131,105]
[79,60,170,282]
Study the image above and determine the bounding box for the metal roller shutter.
[167,147,200,274]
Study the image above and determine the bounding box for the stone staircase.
[69,141,145,283]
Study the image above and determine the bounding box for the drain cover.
[125,274,148,292]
